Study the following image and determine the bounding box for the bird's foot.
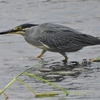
[36,50,46,58]
[36,54,42,58]
[62,59,68,64]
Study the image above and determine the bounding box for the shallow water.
[0,0,100,100]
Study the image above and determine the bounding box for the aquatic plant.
[0,62,69,99]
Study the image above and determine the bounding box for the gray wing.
[38,24,100,52]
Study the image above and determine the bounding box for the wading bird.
[0,23,100,63]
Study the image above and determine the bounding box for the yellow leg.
[36,50,46,58]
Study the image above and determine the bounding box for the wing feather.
[38,30,81,50]
[37,23,100,52]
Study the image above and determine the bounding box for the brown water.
[0,0,100,100]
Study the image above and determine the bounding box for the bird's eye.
[14,27,22,31]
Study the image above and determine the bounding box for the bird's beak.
[0,29,24,35]
[0,29,17,35]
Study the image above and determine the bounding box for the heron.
[0,23,100,63]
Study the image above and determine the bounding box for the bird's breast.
[24,35,46,50]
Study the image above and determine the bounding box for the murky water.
[0,0,100,100]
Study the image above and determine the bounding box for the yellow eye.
[14,27,22,31]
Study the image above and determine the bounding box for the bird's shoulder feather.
[37,23,100,51]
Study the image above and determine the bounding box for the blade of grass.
[0,78,16,95]
[0,56,62,95]
[16,79,36,95]
[0,63,40,95]
[0,90,9,100]
[16,79,59,98]
[35,92,59,98]
[24,72,69,96]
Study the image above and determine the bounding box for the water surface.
[0,0,100,100]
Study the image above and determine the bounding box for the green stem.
[0,56,69,96]
[0,63,40,95]
[24,72,69,96]
[16,79,36,95]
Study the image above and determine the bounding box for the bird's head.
[0,23,38,36]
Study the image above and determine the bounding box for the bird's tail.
[85,35,100,45]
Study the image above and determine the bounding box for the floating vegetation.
[0,62,69,99]
[1,56,99,99]
[90,56,100,62]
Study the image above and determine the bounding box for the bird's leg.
[36,50,46,58]
[59,52,68,63]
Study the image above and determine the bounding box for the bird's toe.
[36,54,42,58]
[62,59,68,63]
